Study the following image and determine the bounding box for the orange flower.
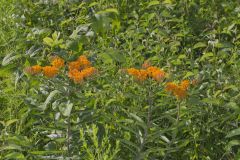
[166,82,178,92]
[42,66,59,78]
[81,67,96,78]
[180,80,190,90]
[68,69,83,83]
[147,66,165,81]
[138,69,148,81]
[127,68,139,76]
[173,86,187,99]
[77,55,91,69]
[152,69,165,82]
[51,56,65,68]
[127,68,148,81]
[165,80,190,99]
[68,61,81,70]
[68,67,96,83]
[25,65,42,75]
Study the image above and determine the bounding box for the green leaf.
[226,128,240,138]
[30,151,63,155]
[6,119,18,127]
[97,8,119,15]
[147,1,160,8]
[2,53,22,66]
[43,37,54,47]
[193,42,207,49]
[129,113,144,124]
[4,152,25,159]
[183,72,194,79]
[0,144,23,151]
[59,101,73,117]
[39,90,60,111]
[89,2,98,7]
[202,98,221,105]
[200,52,214,61]
[226,140,240,151]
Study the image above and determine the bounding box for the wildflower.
[166,82,178,92]
[152,69,165,82]
[165,80,190,99]
[77,55,91,69]
[42,66,59,78]
[81,67,96,78]
[68,61,81,70]
[127,68,148,81]
[68,69,83,83]
[68,67,96,83]
[173,86,187,99]
[147,66,165,81]
[138,69,148,81]
[51,56,65,68]
[180,80,190,90]
[25,65,42,75]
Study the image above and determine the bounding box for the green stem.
[67,116,71,157]
[177,101,181,121]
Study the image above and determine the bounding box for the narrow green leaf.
[6,119,18,127]
[4,152,25,159]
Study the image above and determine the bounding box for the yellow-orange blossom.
[166,80,190,99]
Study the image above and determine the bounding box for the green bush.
[0,0,240,159]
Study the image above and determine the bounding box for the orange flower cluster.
[25,56,65,78]
[127,61,166,82]
[68,55,91,71]
[68,55,96,83]
[25,65,42,75]
[127,68,148,81]
[51,56,65,68]
[146,66,165,82]
[42,66,59,78]
[165,80,190,99]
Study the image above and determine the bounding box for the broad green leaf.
[193,42,207,49]
[202,98,221,105]
[226,128,240,138]
[59,102,73,117]
[183,72,194,79]
[163,0,173,4]
[226,140,240,151]
[147,1,160,8]
[89,2,98,7]
[43,37,54,47]
[200,52,214,61]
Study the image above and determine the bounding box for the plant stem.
[177,101,181,121]
[136,84,153,160]
[67,116,71,158]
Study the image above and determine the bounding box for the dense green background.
[0,0,240,159]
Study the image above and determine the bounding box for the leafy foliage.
[0,0,240,159]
